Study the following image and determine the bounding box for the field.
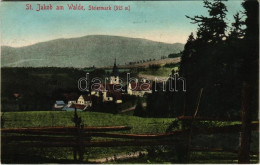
[1,111,259,163]
[103,58,181,69]
[1,111,176,163]
[1,111,174,134]
[139,67,179,78]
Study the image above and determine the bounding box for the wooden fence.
[1,114,259,162]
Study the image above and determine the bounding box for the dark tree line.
[127,58,156,65]
[237,0,258,163]
[179,0,241,118]
[179,0,258,119]
[1,67,86,111]
[143,0,258,120]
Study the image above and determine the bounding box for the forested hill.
[1,35,184,68]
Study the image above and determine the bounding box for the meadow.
[1,111,259,163]
[1,111,175,134]
[1,111,175,163]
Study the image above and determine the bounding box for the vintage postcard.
[0,0,259,164]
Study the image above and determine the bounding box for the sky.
[0,1,244,47]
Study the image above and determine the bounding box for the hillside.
[103,57,181,69]
[1,111,175,134]
[1,35,184,68]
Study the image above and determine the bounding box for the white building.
[90,59,123,104]
[127,82,152,97]
[77,95,92,108]
[53,100,66,110]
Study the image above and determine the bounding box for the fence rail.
[1,121,259,162]
[1,125,132,133]
[1,123,258,139]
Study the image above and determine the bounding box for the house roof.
[13,93,20,98]
[91,84,106,91]
[62,106,75,111]
[130,82,152,91]
[81,95,91,101]
[107,91,122,100]
[91,84,122,92]
[62,105,83,111]
[56,100,65,105]
[72,104,87,110]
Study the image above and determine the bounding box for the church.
[57,59,153,111]
[89,58,152,99]
[90,59,123,104]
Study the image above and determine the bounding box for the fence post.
[238,82,252,163]
[187,88,203,162]
[72,105,84,161]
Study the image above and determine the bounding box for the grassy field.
[114,151,259,164]
[1,111,259,163]
[139,66,178,77]
[1,111,175,163]
[1,111,175,134]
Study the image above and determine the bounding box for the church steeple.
[114,58,116,66]
[110,58,119,84]
[111,58,119,77]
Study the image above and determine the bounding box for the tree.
[186,0,228,43]
[178,0,249,119]
[238,0,259,163]
[179,33,195,79]
[229,12,245,40]
[180,0,230,117]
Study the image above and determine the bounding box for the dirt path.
[120,106,136,113]
[120,103,147,113]
[88,151,147,163]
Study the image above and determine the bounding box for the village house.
[77,94,92,108]
[61,94,90,111]
[62,104,86,111]
[55,59,155,111]
[127,81,152,97]
[53,100,66,110]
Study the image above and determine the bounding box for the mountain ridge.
[1,35,184,68]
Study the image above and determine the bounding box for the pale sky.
[0,1,244,47]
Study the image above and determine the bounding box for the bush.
[148,64,160,70]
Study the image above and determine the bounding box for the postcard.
[0,0,259,164]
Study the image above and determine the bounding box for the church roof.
[129,82,152,91]
[107,91,122,100]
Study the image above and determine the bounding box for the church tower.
[110,58,119,84]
